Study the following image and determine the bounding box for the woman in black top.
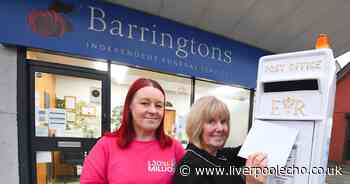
[173,96,267,184]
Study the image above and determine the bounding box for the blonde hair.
[186,96,230,147]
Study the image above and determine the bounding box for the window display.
[36,151,86,184]
[35,72,102,138]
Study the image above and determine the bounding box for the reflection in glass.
[36,151,86,184]
[27,49,108,71]
[35,72,102,138]
[195,80,251,147]
[110,64,191,146]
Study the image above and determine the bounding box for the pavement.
[326,163,350,184]
[327,174,350,184]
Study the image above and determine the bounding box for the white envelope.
[238,120,299,168]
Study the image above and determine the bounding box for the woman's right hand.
[244,152,268,184]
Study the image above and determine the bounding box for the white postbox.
[254,48,336,184]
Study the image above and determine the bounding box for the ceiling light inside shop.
[111,65,129,83]
[93,61,108,71]
[208,86,248,101]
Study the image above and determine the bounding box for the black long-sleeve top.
[173,143,246,184]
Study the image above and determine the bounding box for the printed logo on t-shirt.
[147,159,175,173]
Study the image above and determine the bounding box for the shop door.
[29,64,108,184]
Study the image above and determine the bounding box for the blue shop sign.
[0,0,270,88]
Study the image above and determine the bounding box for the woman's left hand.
[244,152,268,184]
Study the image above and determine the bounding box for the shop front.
[0,1,270,184]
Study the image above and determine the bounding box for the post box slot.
[263,79,318,92]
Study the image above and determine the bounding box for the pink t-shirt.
[80,136,186,184]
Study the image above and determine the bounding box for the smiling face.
[129,86,165,135]
[186,96,231,155]
[201,117,229,152]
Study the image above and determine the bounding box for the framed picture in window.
[81,105,96,116]
[66,112,76,122]
[64,96,76,110]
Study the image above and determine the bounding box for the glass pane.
[195,80,251,147]
[110,64,191,146]
[27,49,108,71]
[35,72,102,138]
[36,151,86,184]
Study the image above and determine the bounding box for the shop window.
[27,49,108,71]
[36,151,86,184]
[110,64,191,145]
[194,80,251,147]
[35,72,102,138]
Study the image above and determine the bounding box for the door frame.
[18,48,110,184]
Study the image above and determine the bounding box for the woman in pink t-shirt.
[80,78,186,184]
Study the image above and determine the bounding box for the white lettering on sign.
[264,60,322,73]
[271,96,305,116]
[88,6,233,63]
